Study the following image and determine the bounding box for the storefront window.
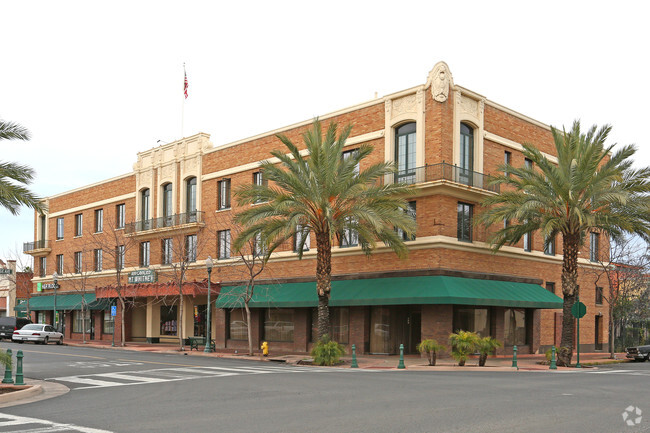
[310,307,349,344]
[103,310,114,334]
[37,311,46,324]
[504,308,528,346]
[229,309,248,340]
[263,309,294,342]
[453,307,491,337]
[73,310,91,333]
[193,304,207,337]
[160,306,178,336]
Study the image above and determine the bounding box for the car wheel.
[57,337,63,345]
[43,337,49,345]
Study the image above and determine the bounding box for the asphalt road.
[1,340,649,433]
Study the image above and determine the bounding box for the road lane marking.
[115,358,212,368]
[0,412,112,433]
[13,349,107,359]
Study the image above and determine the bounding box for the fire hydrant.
[261,341,269,357]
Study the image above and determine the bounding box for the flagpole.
[181,63,186,138]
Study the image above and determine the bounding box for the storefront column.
[349,307,368,354]
[293,309,309,353]
[181,296,194,340]
[145,297,161,343]
[531,309,541,354]
[494,307,505,356]
[421,305,452,354]
[214,308,226,348]
[93,311,103,340]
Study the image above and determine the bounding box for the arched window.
[141,189,150,221]
[162,183,173,226]
[186,177,197,222]
[395,122,416,184]
[459,122,474,185]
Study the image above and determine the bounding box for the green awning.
[215,276,563,309]
[14,294,112,312]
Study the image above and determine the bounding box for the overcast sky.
[2,1,649,268]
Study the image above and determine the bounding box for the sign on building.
[42,283,60,290]
[0,269,11,275]
[127,269,157,284]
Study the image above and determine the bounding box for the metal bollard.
[351,344,359,368]
[15,351,24,386]
[549,346,557,370]
[397,344,406,369]
[511,345,518,369]
[2,349,13,384]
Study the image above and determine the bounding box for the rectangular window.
[396,201,416,241]
[74,251,83,274]
[596,286,604,305]
[116,245,125,270]
[218,230,231,259]
[140,241,150,267]
[56,254,64,274]
[218,179,231,210]
[342,148,360,174]
[103,309,114,334]
[116,204,125,229]
[37,311,46,324]
[263,309,294,342]
[504,308,528,346]
[75,213,83,237]
[253,232,266,257]
[162,238,173,265]
[504,151,512,176]
[544,236,555,255]
[523,231,532,252]
[310,307,349,344]
[590,232,599,262]
[294,225,310,252]
[160,306,177,336]
[524,158,533,169]
[457,203,473,242]
[94,209,103,233]
[94,249,103,272]
[453,307,491,337]
[546,282,556,294]
[228,309,247,340]
[253,172,267,203]
[39,257,46,278]
[185,235,197,262]
[340,217,359,248]
[56,217,64,240]
[72,310,91,333]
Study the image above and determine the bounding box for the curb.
[0,384,42,405]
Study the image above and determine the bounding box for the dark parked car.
[0,316,33,340]
[626,345,650,362]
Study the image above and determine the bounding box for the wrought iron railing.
[23,240,49,252]
[125,211,204,234]
[384,162,499,193]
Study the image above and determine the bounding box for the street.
[1,341,649,433]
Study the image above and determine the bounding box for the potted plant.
[416,339,446,366]
[448,330,479,366]
[476,336,502,366]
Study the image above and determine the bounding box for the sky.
[1,1,649,268]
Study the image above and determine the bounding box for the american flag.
[184,67,189,99]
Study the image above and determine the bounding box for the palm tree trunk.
[558,231,580,366]
[316,231,332,340]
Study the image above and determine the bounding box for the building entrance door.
[369,306,421,355]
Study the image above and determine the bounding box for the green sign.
[37,282,42,292]
[571,301,587,319]
[0,269,12,275]
[128,269,157,284]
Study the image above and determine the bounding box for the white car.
[12,324,64,345]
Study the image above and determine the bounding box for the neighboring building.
[0,259,32,318]
[22,61,607,354]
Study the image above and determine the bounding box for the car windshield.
[21,324,43,331]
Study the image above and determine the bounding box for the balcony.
[125,211,205,237]
[384,162,500,194]
[23,240,51,256]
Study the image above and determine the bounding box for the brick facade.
[24,61,608,356]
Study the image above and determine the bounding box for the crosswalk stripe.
[0,412,112,433]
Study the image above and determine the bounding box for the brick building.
[22,61,607,354]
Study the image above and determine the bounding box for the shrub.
[448,330,479,366]
[311,336,346,366]
[476,336,502,366]
[416,339,446,366]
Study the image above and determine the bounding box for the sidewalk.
[64,339,630,371]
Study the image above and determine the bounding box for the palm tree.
[234,119,416,339]
[0,119,45,215]
[479,120,650,366]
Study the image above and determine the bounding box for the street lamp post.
[52,272,59,330]
[204,256,214,353]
